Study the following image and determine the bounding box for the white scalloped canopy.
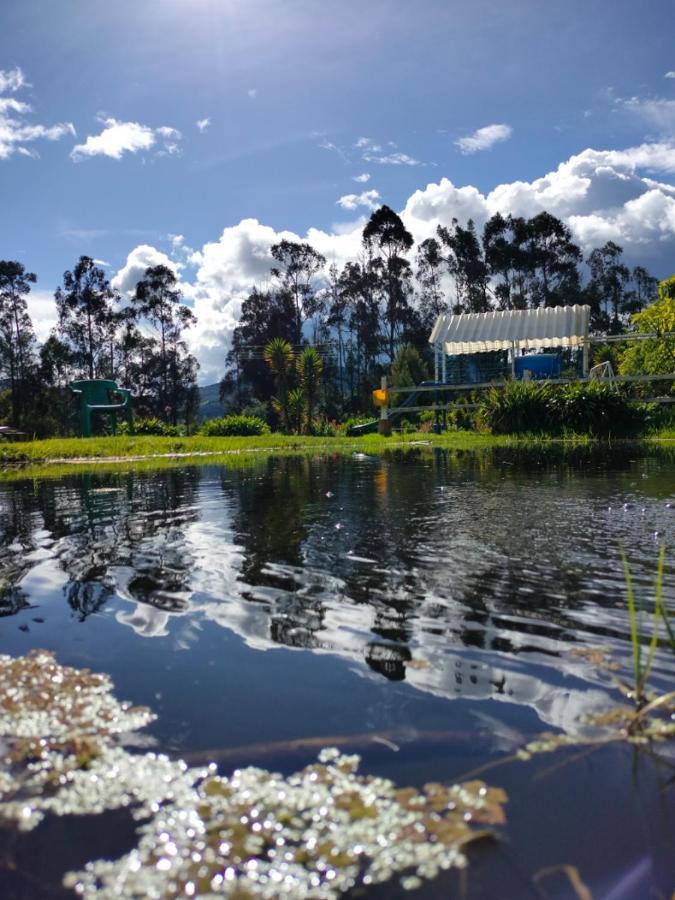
[429,305,590,354]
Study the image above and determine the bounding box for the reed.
[621,544,669,702]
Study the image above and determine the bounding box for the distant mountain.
[197,382,224,422]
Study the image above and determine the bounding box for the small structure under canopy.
[429,305,591,380]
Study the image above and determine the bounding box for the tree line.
[0,204,664,435]
[222,206,660,420]
[0,258,198,434]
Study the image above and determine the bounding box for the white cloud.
[354,136,422,166]
[196,117,210,132]
[355,136,421,166]
[618,95,675,134]
[111,245,181,295]
[0,97,30,115]
[665,71,675,79]
[355,136,381,151]
[336,189,381,211]
[71,118,182,161]
[0,67,74,160]
[100,140,675,384]
[0,67,28,93]
[455,123,512,154]
[25,290,58,343]
[352,172,370,183]
[319,139,350,163]
[364,150,421,166]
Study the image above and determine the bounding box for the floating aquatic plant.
[0,651,507,898]
[513,644,675,763]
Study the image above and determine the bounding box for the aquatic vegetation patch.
[0,651,507,897]
[514,645,675,762]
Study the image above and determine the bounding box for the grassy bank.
[0,429,672,482]
[0,431,506,466]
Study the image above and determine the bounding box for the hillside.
[197,383,223,422]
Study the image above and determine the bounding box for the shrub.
[308,418,342,437]
[478,381,554,434]
[200,415,270,437]
[396,418,418,434]
[479,380,648,437]
[343,416,376,435]
[548,382,647,438]
[240,399,270,423]
[120,417,183,437]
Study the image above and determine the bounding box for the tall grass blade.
[621,549,642,693]
[655,545,675,650]
[640,544,666,688]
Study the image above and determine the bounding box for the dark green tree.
[526,212,582,309]
[270,240,326,345]
[482,213,530,310]
[363,205,414,362]
[56,257,118,380]
[390,343,429,391]
[627,265,659,315]
[415,237,448,331]
[586,242,630,332]
[339,260,380,402]
[222,287,297,406]
[325,264,349,402]
[437,219,490,313]
[0,261,38,426]
[132,265,198,424]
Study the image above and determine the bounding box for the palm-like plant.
[264,338,294,385]
[297,346,323,434]
[264,338,294,432]
[286,387,305,435]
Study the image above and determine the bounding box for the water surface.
[1,446,674,898]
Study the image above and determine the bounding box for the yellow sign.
[372,388,389,407]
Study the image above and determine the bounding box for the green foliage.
[396,418,418,434]
[200,415,270,437]
[239,398,270,423]
[548,381,648,437]
[0,260,38,428]
[619,276,675,382]
[390,343,429,390]
[297,346,323,433]
[343,416,376,434]
[121,417,183,437]
[479,380,647,437]
[264,337,294,383]
[479,381,554,434]
[308,417,342,437]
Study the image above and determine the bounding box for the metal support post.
[378,375,392,436]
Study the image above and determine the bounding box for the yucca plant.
[286,387,305,435]
[478,380,553,434]
[297,346,323,434]
[264,338,295,432]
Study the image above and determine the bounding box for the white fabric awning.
[429,305,590,355]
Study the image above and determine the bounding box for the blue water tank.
[514,354,561,380]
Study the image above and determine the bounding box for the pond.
[1,445,674,898]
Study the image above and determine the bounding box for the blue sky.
[1,0,675,381]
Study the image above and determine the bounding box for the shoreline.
[0,431,672,481]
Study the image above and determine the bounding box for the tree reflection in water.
[0,445,673,735]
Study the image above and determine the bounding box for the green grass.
[0,428,672,482]
[0,431,504,478]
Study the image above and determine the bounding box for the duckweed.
[1,650,508,898]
